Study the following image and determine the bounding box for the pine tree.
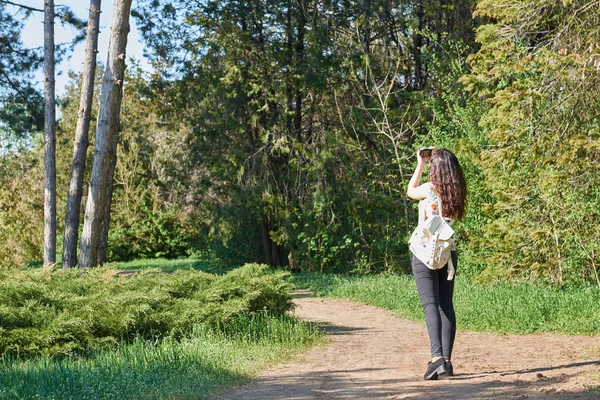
[43,0,56,265]
[62,0,102,269]
[79,0,133,268]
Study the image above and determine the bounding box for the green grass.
[24,257,227,275]
[111,258,227,274]
[0,259,324,399]
[0,313,324,400]
[582,386,600,400]
[292,273,600,335]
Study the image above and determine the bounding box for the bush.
[107,206,196,261]
[0,263,293,359]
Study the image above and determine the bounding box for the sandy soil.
[210,291,600,399]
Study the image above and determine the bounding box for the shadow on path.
[214,367,600,400]
[317,322,369,336]
[501,359,600,376]
[211,296,600,400]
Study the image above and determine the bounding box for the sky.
[15,0,151,96]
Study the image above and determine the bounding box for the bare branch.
[0,0,43,13]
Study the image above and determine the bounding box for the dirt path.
[211,292,600,399]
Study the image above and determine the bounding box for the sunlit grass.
[292,273,600,335]
[0,314,324,400]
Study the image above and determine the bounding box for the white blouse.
[417,182,454,227]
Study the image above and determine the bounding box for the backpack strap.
[434,188,456,281]
[447,255,455,280]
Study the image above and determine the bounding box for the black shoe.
[424,358,447,380]
[446,360,453,377]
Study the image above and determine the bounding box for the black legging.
[411,251,457,361]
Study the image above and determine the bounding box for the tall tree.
[0,1,85,153]
[130,0,481,271]
[62,0,102,269]
[79,0,133,268]
[0,2,44,151]
[43,0,56,265]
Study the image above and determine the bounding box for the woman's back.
[417,182,454,226]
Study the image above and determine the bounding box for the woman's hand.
[408,147,435,199]
[417,147,434,165]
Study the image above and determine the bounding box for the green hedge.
[0,263,293,359]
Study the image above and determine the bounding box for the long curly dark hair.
[429,148,467,220]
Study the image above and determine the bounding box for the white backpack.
[409,196,455,280]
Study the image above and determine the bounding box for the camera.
[419,147,433,157]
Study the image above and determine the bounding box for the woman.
[407,147,467,380]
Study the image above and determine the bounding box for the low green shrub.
[0,263,293,359]
[113,258,225,274]
[0,313,324,400]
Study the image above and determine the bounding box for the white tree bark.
[79,0,133,268]
[97,149,117,265]
[62,0,102,269]
[43,0,56,265]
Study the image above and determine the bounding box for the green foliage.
[3,0,600,287]
[0,263,293,359]
[0,4,44,147]
[0,313,323,400]
[463,0,600,284]
[0,146,45,268]
[106,67,203,262]
[420,34,494,278]
[2,1,480,275]
[129,0,479,273]
[293,272,600,335]
[113,257,225,274]
[0,4,85,150]
[108,201,196,261]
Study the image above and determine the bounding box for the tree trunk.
[285,0,293,136]
[294,0,305,142]
[364,0,372,53]
[97,140,118,265]
[43,0,56,265]
[413,0,425,91]
[79,0,132,268]
[261,218,284,266]
[271,237,282,266]
[261,220,272,265]
[62,0,102,269]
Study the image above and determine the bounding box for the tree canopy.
[0,2,44,149]
[1,0,600,286]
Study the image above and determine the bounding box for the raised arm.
[407,150,431,200]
